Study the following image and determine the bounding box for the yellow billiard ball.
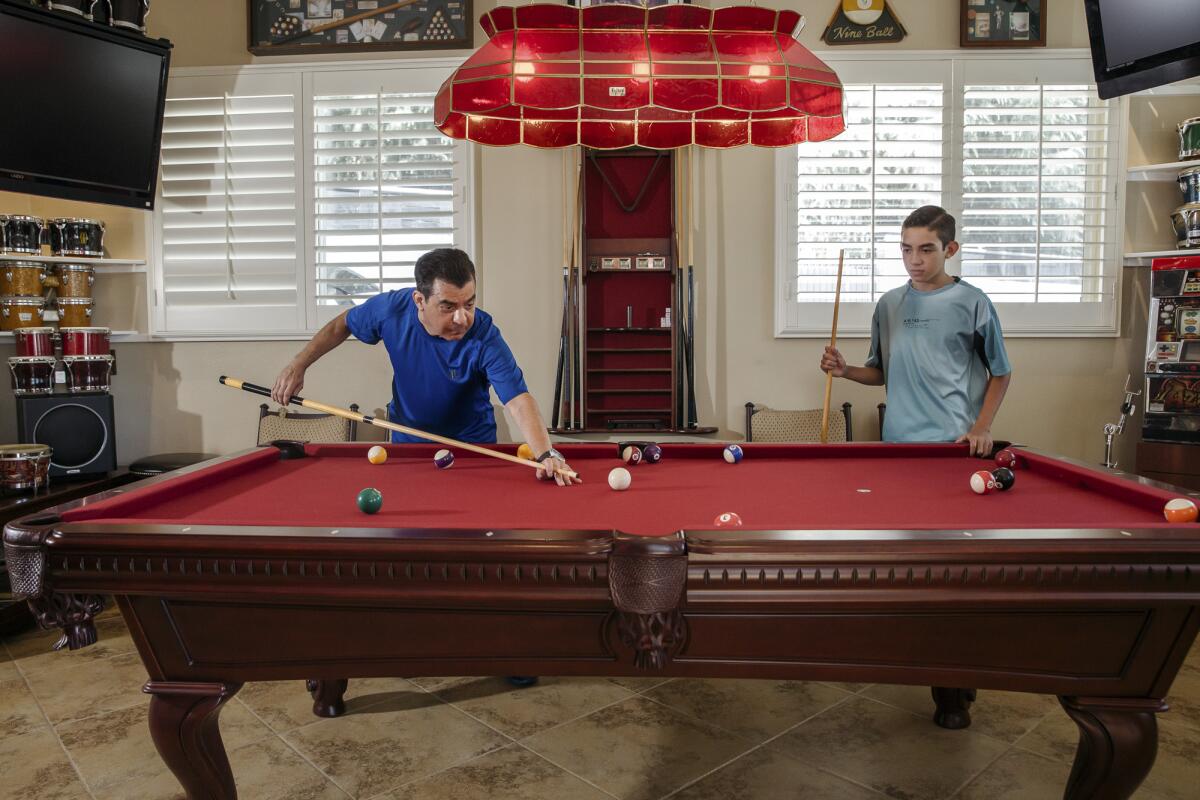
[367,445,388,465]
[517,443,535,461]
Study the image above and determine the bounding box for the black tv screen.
[1085,0,1200,100]
[0,2,171,209]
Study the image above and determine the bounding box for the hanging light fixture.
[433,3,846,149]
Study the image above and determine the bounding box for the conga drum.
[0,297,47,330]
[0,215,45,255]
[0,262,48,297]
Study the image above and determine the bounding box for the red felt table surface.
[60,443,1194,537]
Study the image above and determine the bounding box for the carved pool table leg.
[145,681,242,800]
[1059,696,1165,800]
[931,686,977,729]
[306,678,348,718]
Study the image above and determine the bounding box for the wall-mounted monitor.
[1084,0,1200,99]
[0,1,171,209]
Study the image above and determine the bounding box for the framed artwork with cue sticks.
[247,0,472,56]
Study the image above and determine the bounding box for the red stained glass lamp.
[433,3,846,149]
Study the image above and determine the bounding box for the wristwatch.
[536,448,565,463]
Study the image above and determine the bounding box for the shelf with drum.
[2,254,146,272]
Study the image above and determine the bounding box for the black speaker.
[16,394,117,478]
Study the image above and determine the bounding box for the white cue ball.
[608,467,632,491]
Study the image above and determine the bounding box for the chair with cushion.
[744,401,853,443]
[257,403,358,445]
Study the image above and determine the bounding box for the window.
[154,62,471,338]
[156,72,304,334]
[775,55,1121,337]
[313,87,463,317]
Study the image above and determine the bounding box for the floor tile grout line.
[515,740,625,800]
[943,740,1019,800]
[8,647,101,800]
[947,743,1069,800]
[274,678,521,800]
[233,693,358,799]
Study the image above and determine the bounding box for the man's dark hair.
[414,248,476,298]
[902,206,957,248]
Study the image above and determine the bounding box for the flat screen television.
[1084,0,1200,100]
[0,1,171,209]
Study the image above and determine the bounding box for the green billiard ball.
[356,487,383,514]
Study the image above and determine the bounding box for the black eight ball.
[991,467,1015,491]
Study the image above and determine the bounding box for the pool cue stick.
[552,152,570,430]
[552,270,568,430]
[572,146,584,429]
[272,0,421,45]
[220,377,578,480]
[676,154,686,426]
[684,146,698,429]
[820,250,846,444]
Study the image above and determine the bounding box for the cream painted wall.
[0,1,1150,470]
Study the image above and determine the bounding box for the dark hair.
[414,248,476,298]
[902,206,957,248]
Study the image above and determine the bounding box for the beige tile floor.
[2,609,1199,800]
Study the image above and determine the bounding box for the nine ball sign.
[822,0,907,46]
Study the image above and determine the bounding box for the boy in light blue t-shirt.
[820,206,1013,457]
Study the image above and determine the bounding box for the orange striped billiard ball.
[517,443,535,461]
[1164,498,1198,524]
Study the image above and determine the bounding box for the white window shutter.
[312,85,466,322]
[960,82,1116,332]
[155,72,305,335]
[777,83,946,335]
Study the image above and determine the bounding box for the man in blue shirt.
[820,206,1013,456]
[272,248,579,485]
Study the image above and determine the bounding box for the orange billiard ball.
[367,445,388,465]
[517,443,535,461]
[1163,498,1199,524]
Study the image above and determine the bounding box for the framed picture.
[961,0,1046,48]
[247,0,473,57]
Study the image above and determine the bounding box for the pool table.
[6,441,1200,800]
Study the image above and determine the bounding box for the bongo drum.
[0,444,52,490]
[55,297,94,327]
[8,356,57,396]
[0,262,48,297]
[52,264,95,298]
[0,297,47,330]
[59,327,110,356]
[62,354,113,393]
[12,327,56,358]
[45,0,94,19]
[1182,117,1200,162]
[1171,203,1200,249]
[1180,166,1200,205]
[0,215,45,255]
[48,218,104,258]
[109,0,148,32]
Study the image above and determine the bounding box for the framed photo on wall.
[961,0,1046,48]
[247,0,473,56]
